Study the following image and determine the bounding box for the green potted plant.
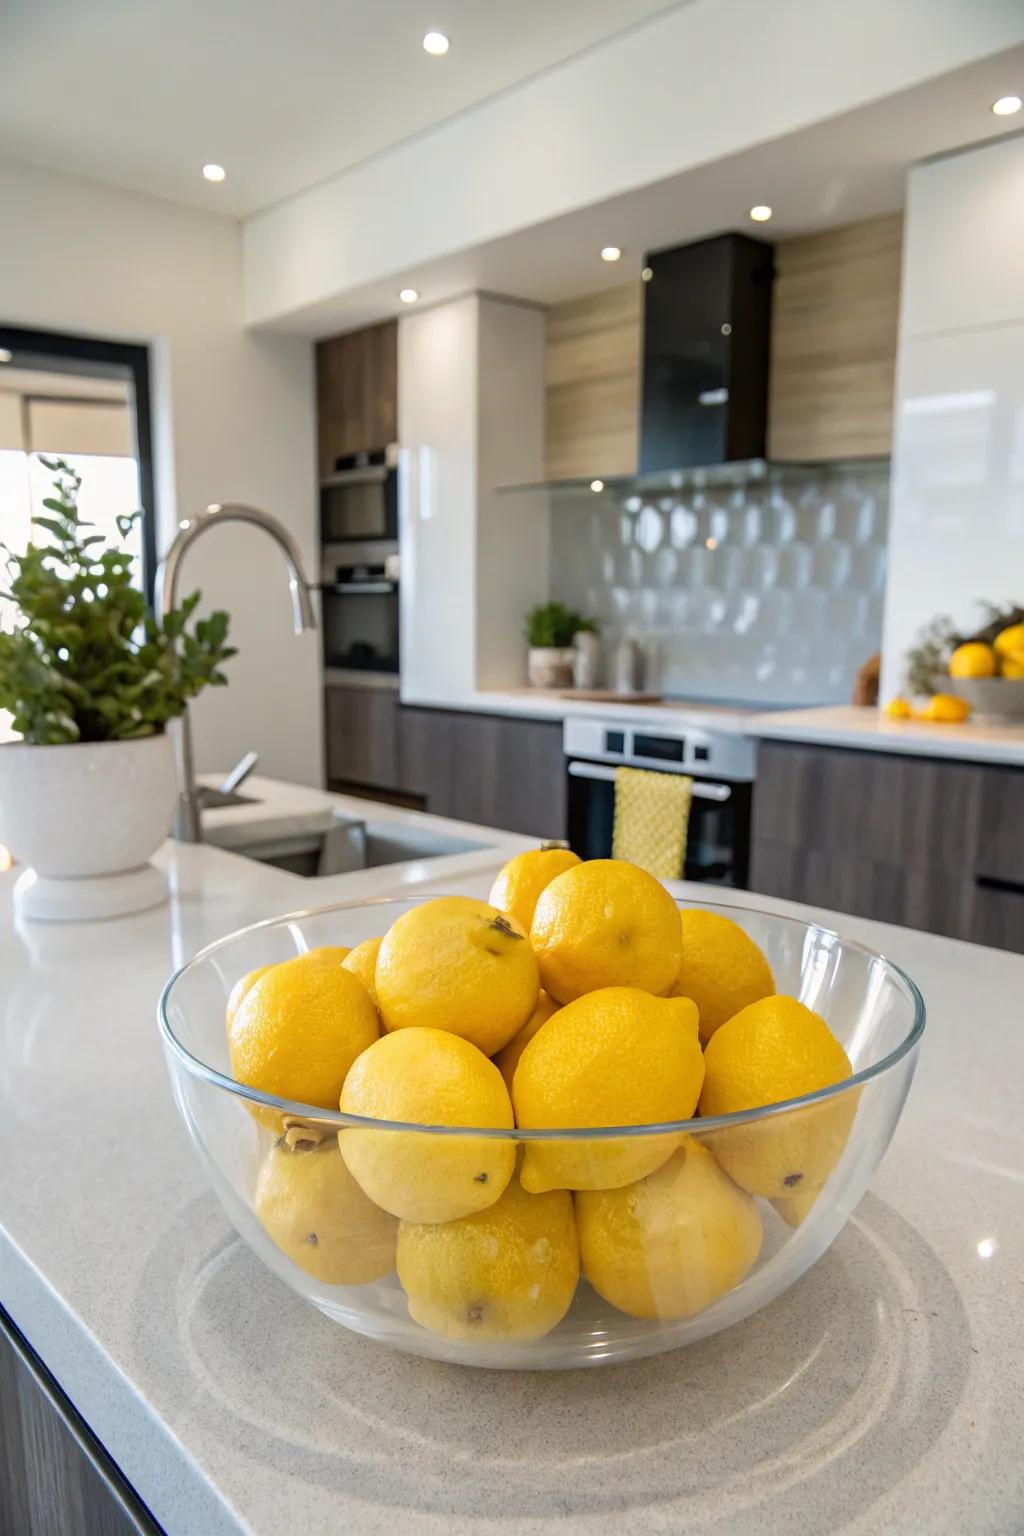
[0,458,234,920]
[524,602,593,688]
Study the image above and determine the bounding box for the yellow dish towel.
[611,766,692,880]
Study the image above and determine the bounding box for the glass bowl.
[158,896,924,1369]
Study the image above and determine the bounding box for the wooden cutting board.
[555,689,663,703]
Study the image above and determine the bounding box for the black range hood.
[639,232,774,475]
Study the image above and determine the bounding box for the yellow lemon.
[770,1183,823,1229]
[949,642,996,679]
[1000,652,1024,679]
[302,945,351,965]
[397,1169,578,1341]
[576,1139,762,1320]
[229,957,379,1129]
[917,692,971,723]
[341,936,383,1010]
[376,896,539,1055]
[699,995,857,1198]
[672,909,774,1045]
[488,843,582,931]
[226,965,272,1032]
[529,859,683,1003]
[994,624,1024,659]
[254,1138,397,1285]
[513,987,703,1192]
[339,1028,515,1223]
[493,990,559,1095]
[883,696,911,720]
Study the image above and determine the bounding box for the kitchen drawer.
[750,839,976,942]
[325,684,400,791]
[398,707,566,839]
[753,741,984,874]
[974,764,1024,887]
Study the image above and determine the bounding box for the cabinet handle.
[975,874,1024,898]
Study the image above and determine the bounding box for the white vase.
[0,733,177,921]
[527,647,577,689]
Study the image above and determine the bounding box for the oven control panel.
[562,716,756,781]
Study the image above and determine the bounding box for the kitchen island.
[1,790,1021,1535]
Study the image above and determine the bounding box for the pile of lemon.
[949,624,1024,680]
[226,850,856,1343]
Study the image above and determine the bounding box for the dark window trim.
[0,323,159,604]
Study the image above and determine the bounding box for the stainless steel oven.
[321,557,400,673]
[563,717,756,886]
[320,445,399,543]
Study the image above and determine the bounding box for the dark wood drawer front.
[753,740,983,873]
[325,686,400,790]
[1,1308,161,1535]
[398,708,566,839]
[974,764,1024,886]
[751,740,1024,953]
[750,840,976,942]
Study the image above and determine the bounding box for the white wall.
[398,294,547,705]
[243,0,1024,328]
[0,160,321,783]
[880,135,1024,700]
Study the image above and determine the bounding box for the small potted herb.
[524,602,596,688]
[0,459,235,919]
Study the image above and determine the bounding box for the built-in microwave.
[321,558,400,673]
[320,445,399,543]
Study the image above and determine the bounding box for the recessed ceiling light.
[600,246,622,262]
[0,348,12,364]
[590,479,605,493]
[705,536,718,550]
[203,163,226,182]
[423,31,449,55]
[992,95,1022,116]
[641,266,653,282]
[749,205,773,222]
[399,288,419,304]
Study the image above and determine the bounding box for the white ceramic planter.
[0,733,177,921]
[527,647,576,689]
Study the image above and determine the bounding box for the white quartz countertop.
[747,704,1024,766]
[395,689,1024,766]
[402,686,761,735]
[1,797,1022,1534]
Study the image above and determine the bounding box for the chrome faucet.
[155,503,317,843]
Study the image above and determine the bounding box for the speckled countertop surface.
[1,799,1022,1534]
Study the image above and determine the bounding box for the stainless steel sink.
[206,810,486,877]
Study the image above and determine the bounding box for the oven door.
[320,467,398,542]
[321,582,400,672]
[566,759,751,887]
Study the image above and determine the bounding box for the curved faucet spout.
[155,503,318,843]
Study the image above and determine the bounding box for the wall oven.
[563,717,756,887]
[320,444,399,543]
[321,558,400,673]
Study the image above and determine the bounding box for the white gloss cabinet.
[398,295,547,707]
[900,133,1024,338]
[880,133,1024,701]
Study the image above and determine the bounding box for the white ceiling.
[0,0,682,216]
[262,44,1024,335]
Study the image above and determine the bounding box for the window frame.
[0,324,158,602]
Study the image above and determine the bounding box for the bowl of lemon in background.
[159,852,924,1369]
[944,623,1024,721]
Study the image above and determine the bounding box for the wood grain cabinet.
[325,690,568,839]
[398,708,567,840]
[316,321,398,477]
[325,685,401,791]
[750,740,1024,953]
[0,1309,161,1535]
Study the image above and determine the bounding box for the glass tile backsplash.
[548,461,889,705]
